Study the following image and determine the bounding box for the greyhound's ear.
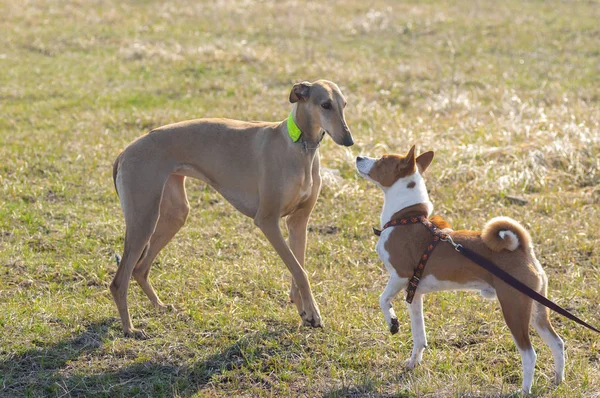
[289,81,312,103]
[416,151,435,173]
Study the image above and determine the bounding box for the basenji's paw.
[405,357,419,369]
[553,372,564,386]
[300,309,323,328]
[124,328,149,340]
[390,317,399,335]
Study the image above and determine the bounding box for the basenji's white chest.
[376,229,404,281]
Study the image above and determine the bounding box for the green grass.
[1,0,600,396]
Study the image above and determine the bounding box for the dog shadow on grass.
[0,319,522,397]
[0,318,308,397]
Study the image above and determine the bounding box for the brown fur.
[482,217,532,252]
[376,151,543,350]
[111,80,353,337]
[429,215,452,230]
[385,216,543,350]
[359,147,564,392]
[369,154,417,187]
[367,146,435,187]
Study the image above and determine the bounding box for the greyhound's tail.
[481,216,531,252]
[112,151,123,197]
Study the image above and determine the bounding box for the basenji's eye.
[321,102,332,110]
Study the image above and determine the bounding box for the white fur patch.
[498,230,519,251]
[355,156,377,180]
[355,156,433,226]
[380,171,432,227]
[376,228,405,283]
[518,346,537,394]
[417,274,494,297]
[407,295,427,368]
[532,319,564,383]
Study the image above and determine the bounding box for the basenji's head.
[356,146,435,223]
[289,80,354,147]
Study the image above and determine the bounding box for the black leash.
[374,217,600,334]
[456,244,600,334]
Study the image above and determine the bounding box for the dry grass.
[1,0,600,397]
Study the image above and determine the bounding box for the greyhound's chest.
[281,173,314,216]
[279,152,320,216]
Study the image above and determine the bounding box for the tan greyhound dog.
[111,80,353,338]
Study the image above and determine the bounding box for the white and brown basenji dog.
[356,146,564,395]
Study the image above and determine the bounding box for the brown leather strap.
[373,216,449,303]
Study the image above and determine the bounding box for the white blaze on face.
[356,155,432,227]
[355,156,377,180]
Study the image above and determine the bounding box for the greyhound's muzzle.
[343,133,354,147]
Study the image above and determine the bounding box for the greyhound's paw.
[300,310,323,328]
[390,317,399,335]
[124,328,149,340]
[156,303,176,313]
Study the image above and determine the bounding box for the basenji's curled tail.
[481,216,532,252]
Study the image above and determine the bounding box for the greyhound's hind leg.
[132,175,190,312]
[111,170,166,338]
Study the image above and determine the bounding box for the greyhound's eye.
[321,102,332,110]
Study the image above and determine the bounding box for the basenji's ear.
[289,81,312,103]
[416,151,434,173]
[405,145,416,166]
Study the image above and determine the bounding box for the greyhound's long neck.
[292,105,322,146]
[380,171,433,227]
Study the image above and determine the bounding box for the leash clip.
[441,233,463,252]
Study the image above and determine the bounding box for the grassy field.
[1,0,600,396]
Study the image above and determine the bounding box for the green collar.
[287,111,302,142]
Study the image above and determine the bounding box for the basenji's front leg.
[380,275,404,334]
[407,293,427,369]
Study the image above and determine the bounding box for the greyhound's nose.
[356,156,366,162]
[343,135,354,147]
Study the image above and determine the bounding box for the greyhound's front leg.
[380,275,404,334]
[406,293,427,369]
[254,214,322,328]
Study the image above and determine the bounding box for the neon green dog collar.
[287,111,302,142]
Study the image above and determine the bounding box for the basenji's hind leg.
[532,276,564,384]
[132,175,189,312]
[498,290,536,394]
[406,293,427,368]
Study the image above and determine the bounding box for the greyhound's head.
[289,80,354,147]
